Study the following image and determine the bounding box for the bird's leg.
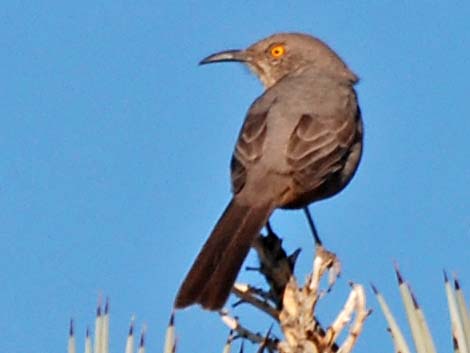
[303,207,322,246]
[303,207,341,294]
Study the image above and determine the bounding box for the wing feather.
[231,110,269,194]
[287,113,357,191]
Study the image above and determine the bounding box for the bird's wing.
[231,108,269,194]
[286,112,358,191]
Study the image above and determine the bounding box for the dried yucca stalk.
[176,225,370,353]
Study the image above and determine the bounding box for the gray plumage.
[175,33,363,310]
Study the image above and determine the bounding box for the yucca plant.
[68,298,147,353]
[373,267,469,353]
[165,226,370,353]
[69,239,468,353]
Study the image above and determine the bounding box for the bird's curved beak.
[199,49,248,65]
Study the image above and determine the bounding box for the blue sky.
[1,2,469,352]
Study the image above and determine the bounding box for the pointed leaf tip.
[69,319,74,336]
[370,282,379,294]
[96,293,103,314]
[408,285,419,309]
[104,297,109,314]
[288,248,301,267]
[443,269,449,282]
[452,335,459,350]
[453,278,460,290]
[394,265,404,284]
[169,312,174,326]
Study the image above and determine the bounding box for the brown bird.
[174,33,363,310]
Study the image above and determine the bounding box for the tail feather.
[174,198,273,310]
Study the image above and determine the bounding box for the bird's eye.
[270,44,285,58]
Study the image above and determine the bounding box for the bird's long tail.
[174,198,274,310]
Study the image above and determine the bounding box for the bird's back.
[232,69,362,208]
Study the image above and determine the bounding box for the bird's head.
[200,32,357,88]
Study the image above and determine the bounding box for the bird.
[174,32,363,310]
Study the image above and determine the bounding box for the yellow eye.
[270,44,285,58]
